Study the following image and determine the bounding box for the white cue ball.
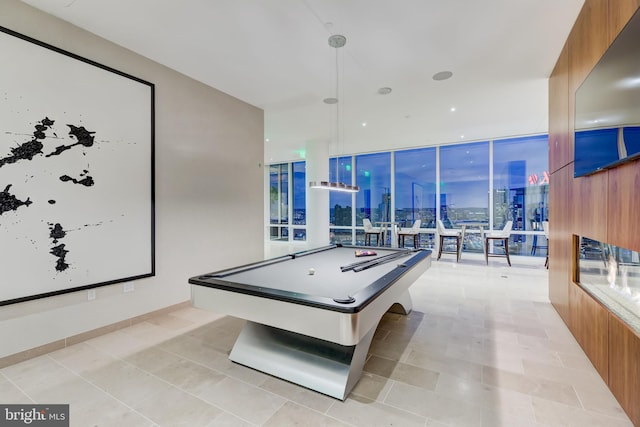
[308,268,316,275]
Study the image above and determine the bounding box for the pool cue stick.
[341,250,412,272]
[352,251,413,272]
[339,250,410,272]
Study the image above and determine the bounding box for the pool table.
[189,244,432,400]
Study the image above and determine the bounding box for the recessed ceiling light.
[450,107,456,112]
[377,87,392,95]
[433,71,453,81]
[460,135,465,139]
[265,138,270,142]
[362,122,367,127]
[323,97,338,104]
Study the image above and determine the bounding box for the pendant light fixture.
[309,34,360,193]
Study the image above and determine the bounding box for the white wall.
[0,0,264,358]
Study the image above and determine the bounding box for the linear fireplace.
[576,236,640,333]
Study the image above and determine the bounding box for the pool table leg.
[228,319,381,401]
[388,289,413,315]
[343,324,377,399]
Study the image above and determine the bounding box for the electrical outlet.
[87,289,96,301]
[123,283,135,293]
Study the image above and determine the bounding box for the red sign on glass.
[528,171,549,186]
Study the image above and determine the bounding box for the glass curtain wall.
[493,135,549,255]
[267,135,549,256]
[329,156,354,244]
[354,152,391,245]
[269,162,307,241]
[269,163,288,241]
[394,147,437,248]
[292,161,306,240]
[439,141,490,251]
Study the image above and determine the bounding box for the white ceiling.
[21,0,585,163]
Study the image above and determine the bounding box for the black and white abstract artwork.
[0,26,155,305]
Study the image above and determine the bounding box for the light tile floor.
[0,253,634,426]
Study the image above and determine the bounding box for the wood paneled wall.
[548,0,640,425]
[608,161,640,251]
[609,315,640,425]
[548,41,570,174]
[547,166,571,321]
[568,283,609,381]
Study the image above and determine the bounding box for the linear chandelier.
[309,180,359,192]
[309,34,360,193]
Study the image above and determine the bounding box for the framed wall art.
[0,26,155,305]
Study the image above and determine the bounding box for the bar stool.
[531,221,548,255]
[542,221,549,269]
[436,220,463,262]
[398,219,421,248]
[363,218,382,246]
[484,221,513,266]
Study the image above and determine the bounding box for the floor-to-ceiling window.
[329,156,354,244]
[493,135,549,255]
[267,134,549,256]
[269,162,306,242]
[395,147,437,247]
[291,161,306,241]
[439,141,490,251]
[269,163,288,241]
[355,152,391,245]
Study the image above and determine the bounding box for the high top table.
[453,221,489,255]
[376,221,400,248]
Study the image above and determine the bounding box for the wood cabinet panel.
[571,171,608,242]
[567,83,576,177]
[607,159,640,252]
[609,313,640,426]
[568,0,610,93]
[568,283,609,382]
[565,0,609,179]
[548,167,571,323]
[549,233,572,325]
[609,0,640,40]
[548,41,570,174]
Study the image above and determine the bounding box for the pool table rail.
[189,245,430,314]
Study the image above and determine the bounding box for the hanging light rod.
[309,181,360,193]
[309,34,360,193]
